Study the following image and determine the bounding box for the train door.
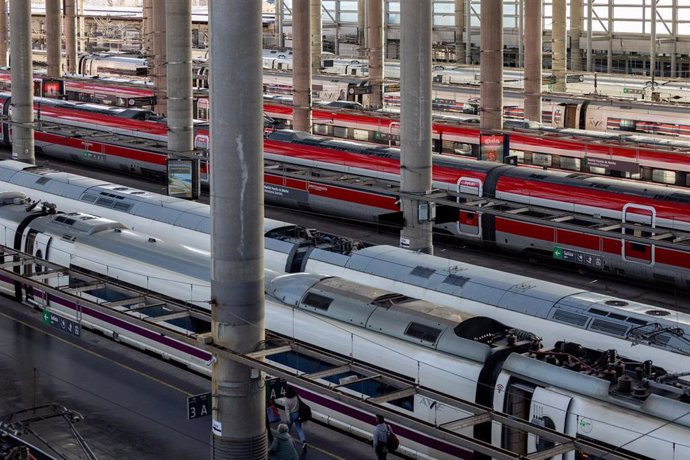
[554,104,579,129]
[621,203,655,265]
[22,229,52,302]
[456,177,483,238]
[527,387,573,460]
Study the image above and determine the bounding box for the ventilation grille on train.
[552,309,589,328]
[443,274,469,287]
[589,319,629,337]
[35,177,51,185]
[410,266,435,278]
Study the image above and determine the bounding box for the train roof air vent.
[404,322,442,343]
[35,177,50,185]
[645,309,671,316]
[605,300,629,307]
[553,309,589,327]
[443,274,469,287]
[410,266,435,278]
[589,319,628,337]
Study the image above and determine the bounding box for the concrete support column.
[368,0,384,109]
[465,0,472,63]
[77,0,85,52]
[167,0,193,153]
[358,0,366,50]
[400,0,433,255]
[454,0,465,64]
[46,0,62,78]
[552,0,566,92]
[586,0,592,72]
[569,0,583,71]
[517,0,524,68]
[153,0,167,115]
[671,0,677,78]
[650,0,657,81]
[276,0,284,48]
[210,0,266,458]
[480,0,503,130]
[9,0,34,163]
[0,0,8,67]
[64,0,77,74]
[292,0,312,132]
[143,0,154,58]
[524,0,541,123]
[311,0,322,74]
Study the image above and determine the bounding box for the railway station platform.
[0,297,383,460]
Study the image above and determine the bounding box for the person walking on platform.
[275,386,307,452]
[268,423,300,460]
[372,414,389,460]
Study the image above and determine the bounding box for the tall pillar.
[517,0,524,68]
[671,0,677,78]
[210,0,266,458]
[0,0,8,67]
[480,0,503,130]
[650,0,657,81]
[143,0,154,58]
[368,0,384,109]
[64,0,77,74]
[167,0,193,153]
[311,0,322,74]
[276,0,284,48]
[455,0,465,64]
[9,0,34,163]
[569,0,583,71]
[552,0,566,91]
[465,0,472,63]
[524,0,541,122]
[400,0,433,255]
[153,0,167,115]
[358,0,366,50]
[77,0,85,52]
[586,0,593,72]
[293,0,312,132]
[607,1,613,73]
[46,0,62,78]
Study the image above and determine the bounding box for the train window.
[353,129,369,141]
[588,166,607,175]
[404,322,442,343]
[652,169,676,185]
[532,153,552,167]
[302,292,333,311]
[559,156,581,171]
[410,266,435,278]
[332,126,348,138]
[312,124,330,136]
[619,119,637,132]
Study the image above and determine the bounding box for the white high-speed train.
[0,160,689,373]
[0,194,687,460]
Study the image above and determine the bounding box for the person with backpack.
[372,414,391,459]
[274,386,307,452]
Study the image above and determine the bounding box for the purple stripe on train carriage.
[5,276,215,361]
[296,388,475,459]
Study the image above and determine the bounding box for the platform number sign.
[187,392,212,420]
[265,378,288,401]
